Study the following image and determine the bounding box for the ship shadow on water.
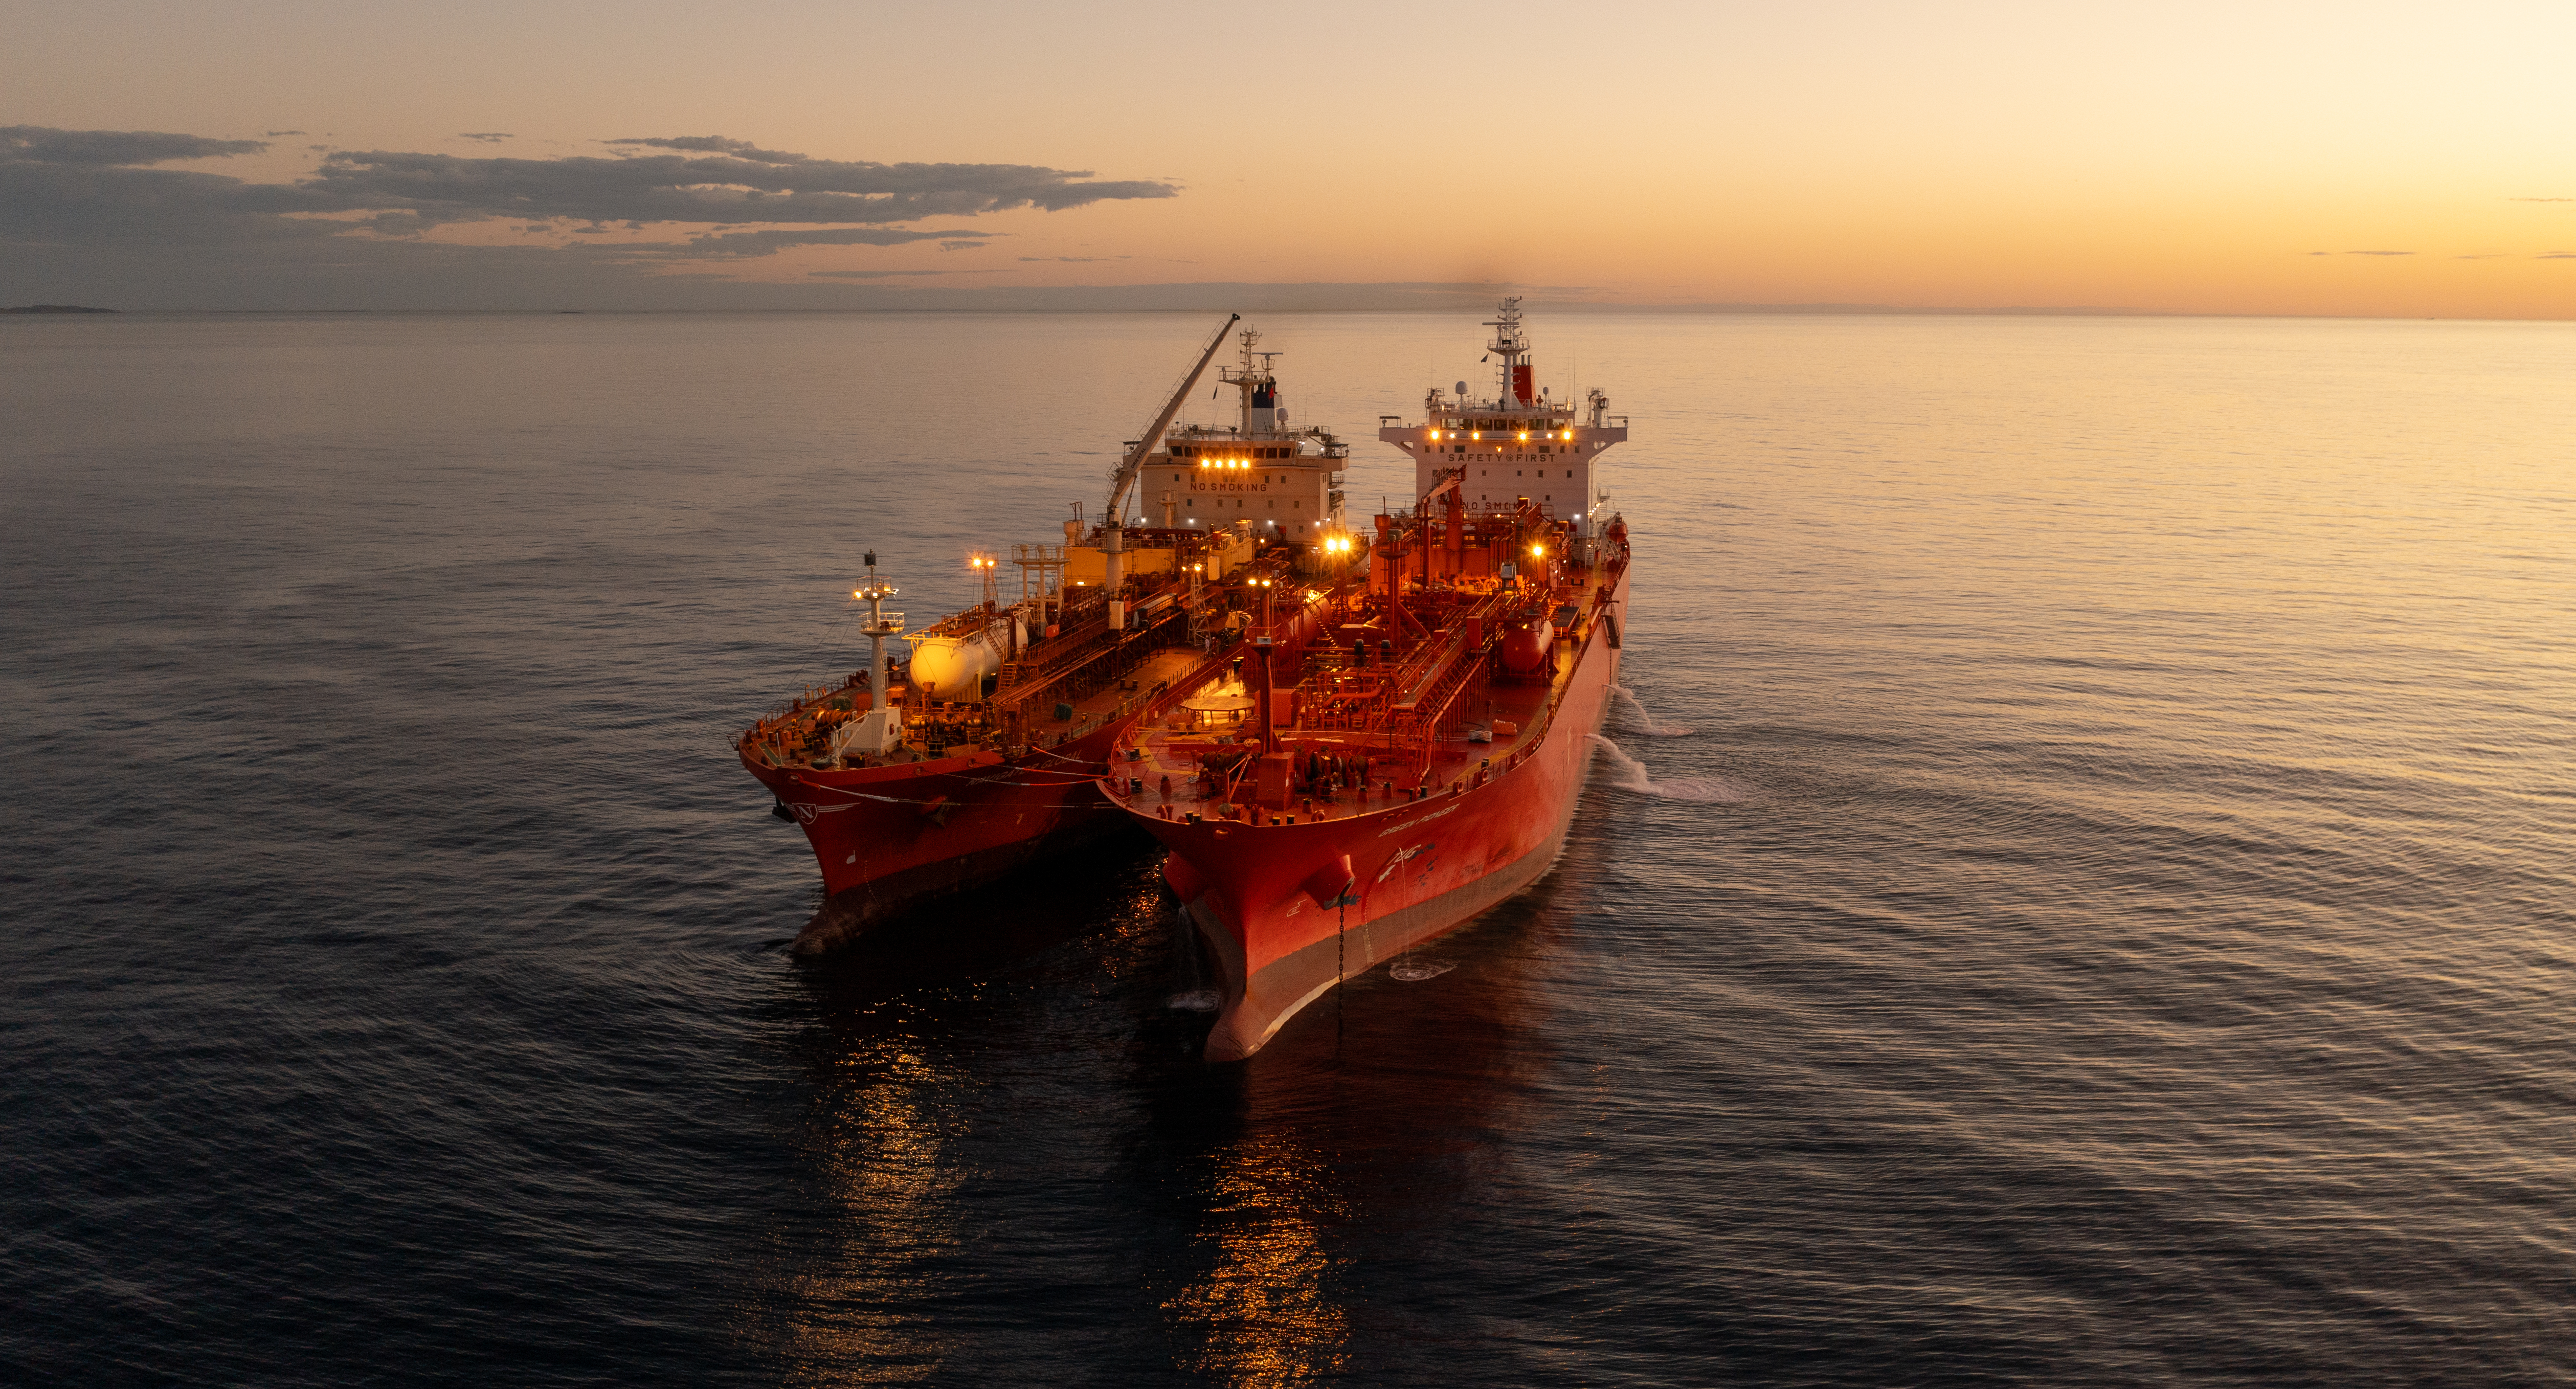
[785,824,1166,1027]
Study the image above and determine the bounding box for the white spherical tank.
[908,629,1005,702]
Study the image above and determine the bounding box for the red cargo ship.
[1102,299,1633,1058]
[738,316,1367,953]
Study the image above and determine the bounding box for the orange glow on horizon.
[8,1,2571,316]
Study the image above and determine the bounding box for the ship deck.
[1114,574,1602,825]
[743,642,1212,770]
[1018,645,1209,738]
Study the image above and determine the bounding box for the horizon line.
[13,294,2568,323]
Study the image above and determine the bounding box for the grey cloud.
[605,135,805,163]
[938,239,985,251]
[807,268,1006,278]
[653,227,995,257]
[1019,255,1127,262]
[265,129,306,137]
[458,132,514,143]
[2539,252,2576,259]
[1,125,1180,308]
[295,144,1174,230]
[3,127,1166,250]
[0,161,347,247]
[2,125,266,166]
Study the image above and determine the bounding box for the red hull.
[743,714,1139,953]
[1116,561,1629,1059]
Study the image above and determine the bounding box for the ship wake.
[1590,733,1746,803]
[1610,684,1695,736]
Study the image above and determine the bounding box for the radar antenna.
[1483,296,1532,407]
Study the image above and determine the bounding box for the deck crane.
[1103,313,1237,630]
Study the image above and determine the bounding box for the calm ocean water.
[4,310,2571,1386]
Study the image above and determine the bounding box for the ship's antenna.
[849,549,904,757]
[1484,295,1529,407]
[1221,325,1286,435]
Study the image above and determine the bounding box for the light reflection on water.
[1160,1133,1351,1387]
[770,1047,965,1385]
[1152,893,1564,1387]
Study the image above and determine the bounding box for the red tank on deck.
[1104,299,1636,1059]
[1498,616,1555,674]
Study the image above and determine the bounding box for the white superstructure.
[1377,297,1629,541]
[1148,326,1353,547]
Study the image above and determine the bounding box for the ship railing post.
[1252,635,1278,756]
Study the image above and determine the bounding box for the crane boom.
[1104,313,1238,525]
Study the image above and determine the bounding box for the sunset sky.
[7,0,2573,315]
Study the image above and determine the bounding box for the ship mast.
[847,550,905,756]
[1218,326,1285,433]
[1484,295,1532,408]
[1103,313,1238,631]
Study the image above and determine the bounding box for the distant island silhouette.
[4,305,120,314]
